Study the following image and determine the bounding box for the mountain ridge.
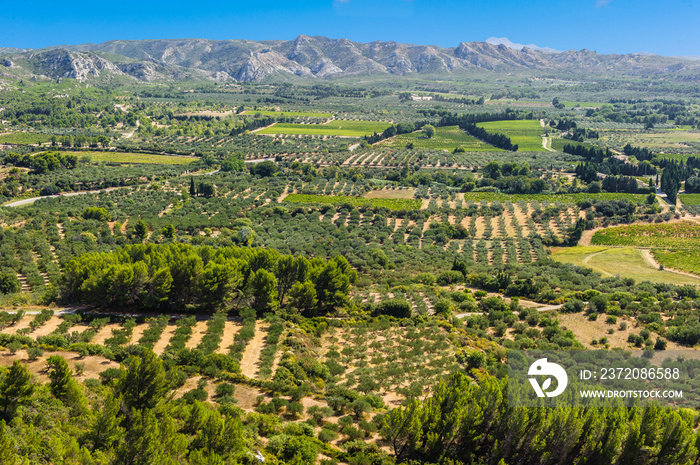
[1,35,698,83]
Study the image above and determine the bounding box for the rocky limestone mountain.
[23,49,125,80]
[1,35,698,83]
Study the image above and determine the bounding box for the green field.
[74,151,197,165]
[592,221,700,249]
[0,133,51,144]
[284,193,421,210]
[561,101,607,108]
[462,192,646,204]
[653,154,700,163]
[592,221,700,276]
[551,246,700,285]
[476,120,545,151]
[379,126,502,151]
[680,194,700,205]
[242,110,334,118]
[257,120,392,137]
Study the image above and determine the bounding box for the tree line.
[461,123,518,151]
[2,151,79,174]
[62,243,357,315]
[363,121,429,145]
[563,143,612,162]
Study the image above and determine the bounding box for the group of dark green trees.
[382,373,699,465]
[62,243,357,315]
[0,350,254,464]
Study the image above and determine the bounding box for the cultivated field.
[378,125,501,151]
[551,246,700,286]
[0,132,52,144]
[76,151,198,165]
[242,110,334,118]
[476,120,546,151]
[257,120,392,137]
[600,128,700,152]
[284,193,422,211]
[591,221,700,276]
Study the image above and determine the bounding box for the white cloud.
[596,0,611,7]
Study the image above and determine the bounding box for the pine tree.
[115,408,166,465]
[0,421,16,464]
[134,220,148,239]
[88,392,124,450]
[117,350,169,411]
[251,268,279,315]
[46,355,86,413]
[0,360,34,421]
[46,355,73,399]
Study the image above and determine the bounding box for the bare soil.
[240,321,269,378]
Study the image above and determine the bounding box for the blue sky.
[2,0,698,56]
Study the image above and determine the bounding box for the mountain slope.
[0,35,698,83]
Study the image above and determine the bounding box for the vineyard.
[377,126,501,151]
[592,221,700,275]
[283,193,422,210]
[241,110,335,118]
[77,151,198,165]
[257,120,393,137]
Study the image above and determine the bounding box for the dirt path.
[640,248,700,279]
[216,321,240,354]
[185,320,209,349]
[581,250,614,277]
[542,136,555,152]
[2,315,31,335]
[455,303,564,318]
[122,119,140,139]
[152,323,177,355]
[250,122,277,133]
[240,321,268,379]
[130,323,149,345]
[30,315,64,337]
[91,324,122,345]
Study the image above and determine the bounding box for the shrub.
[374,299,411,318]
[27,347,44,360]
[318,428,338,443]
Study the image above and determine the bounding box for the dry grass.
[364,188,416,199]
[0,349,119,383]
[240,322,268,378]
[185,320,209,349]
[556,312,682,350]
